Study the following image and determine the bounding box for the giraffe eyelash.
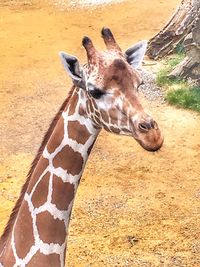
[89,88,105,99]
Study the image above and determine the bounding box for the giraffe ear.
[59,52,86,89]
[125,40,147,69]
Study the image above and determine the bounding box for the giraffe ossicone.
[0,27,163,267]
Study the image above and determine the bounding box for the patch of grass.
[156,53,185,87]
[156,68,182,87]
[168,53,185,68]
[166,86,200,112]
[155,51,200,113]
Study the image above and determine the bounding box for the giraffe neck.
[0,87,100,267]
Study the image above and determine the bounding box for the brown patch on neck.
[28,251,61,267]
[53,145,84,176]
[52,175,75,210]
[36,211,66,245]
[0,86,76,252]
[14,201,35,258]
[0,239,15,266]
[68,120,91,145]
[27,156,49,194]
[31,171,50,208]
[47,116,64,154]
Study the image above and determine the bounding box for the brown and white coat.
[0,28,163,267]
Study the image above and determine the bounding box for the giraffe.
[0,28,163,267]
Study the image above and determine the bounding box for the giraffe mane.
[0,86,76,252]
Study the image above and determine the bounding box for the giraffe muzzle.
[132,118,164,152]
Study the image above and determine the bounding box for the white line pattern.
[8,89,99,267]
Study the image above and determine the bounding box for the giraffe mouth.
[132,128,164,152]
[136,138,164,152]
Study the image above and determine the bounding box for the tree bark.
[169,17,200,84]
[146,0,200,60]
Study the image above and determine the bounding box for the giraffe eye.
[89,88,105,99]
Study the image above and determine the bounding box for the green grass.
[166,86,200,112]
[156,51,200,113]
[156,53,185,87]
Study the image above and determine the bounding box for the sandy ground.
[1,0,200,266]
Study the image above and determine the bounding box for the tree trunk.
[146,0,200,60]
[169,17,200,84]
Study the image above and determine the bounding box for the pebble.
[138,68,165,103]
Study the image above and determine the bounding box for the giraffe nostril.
[138,122,149,132]
[138,120,158,132]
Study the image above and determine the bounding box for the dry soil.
[0,1,200,266]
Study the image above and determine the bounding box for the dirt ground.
[1,0,200,266]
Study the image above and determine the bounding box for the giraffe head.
[59,28,163,152]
